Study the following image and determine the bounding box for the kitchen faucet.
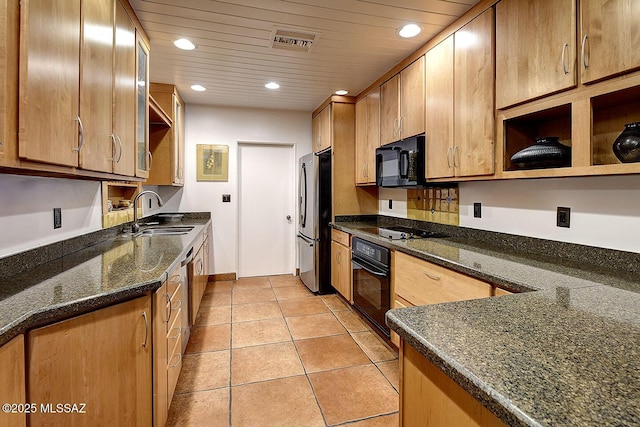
[132,190,164,233]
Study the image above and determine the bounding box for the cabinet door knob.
[286,215,292,221]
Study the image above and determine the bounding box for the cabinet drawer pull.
[142,310,149,348]
[581,34,589,69]
[73,116,84,153]
[561,43,569,75]
[171,352,182,368]
[170,326,182,340]
[423,271,441,281]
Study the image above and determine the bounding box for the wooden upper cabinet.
[19,0,81,167]
[112,0,136,177]
[380,74,400,145]
[147,83,185,186]
[454,7,495,177]
[18,0,141,177]
[79,0,115,173]
[496,0,576,110]
[355,88,380,185]
[312,104,331,152]
[0,0,19,166]
[380,58,425,146]
[580,0,640,84]
[400,56,425,140]
[425,35,454,179]
[135,34,150,178]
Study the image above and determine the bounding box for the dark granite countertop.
[334,220,640,426]
[0,214,211,347]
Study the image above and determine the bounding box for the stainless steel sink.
[135,226,194,236]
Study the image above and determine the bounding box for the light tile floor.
[167,275,399,427]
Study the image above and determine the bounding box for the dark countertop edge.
[332,222,536,294]
[0,278,163,347]
[387,311,541,427]
[0,214,212,347]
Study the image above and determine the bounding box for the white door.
[238,143,295,277]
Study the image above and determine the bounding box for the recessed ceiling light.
[335,90,348,95]
[265,82,280,90]
[398,24,422,38]
[174,38,196,50]
[191,84,206,92]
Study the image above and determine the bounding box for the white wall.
[459,175,640,253]
[0,174,102,257]
[377,176,640,253]
[148,104,312,275]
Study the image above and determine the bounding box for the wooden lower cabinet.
[190,235,208,326]
[27,296,152,427]
[0,334,26,427]
[154,265,184,427]
[331,229,352,302]
[394,251,492,306]
[401,343,506,427]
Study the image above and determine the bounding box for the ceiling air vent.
[271,29,318,53]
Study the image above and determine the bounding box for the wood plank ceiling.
[130,0,479,111]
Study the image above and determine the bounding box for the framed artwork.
[196,144,229,181]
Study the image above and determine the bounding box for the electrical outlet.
[53,208,62,229]
[473,202,482,218]
[557,207,571,228]
[222,194,231,203]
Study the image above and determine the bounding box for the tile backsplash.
[407,185,459,225]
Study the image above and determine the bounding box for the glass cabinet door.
[135,34,149,178]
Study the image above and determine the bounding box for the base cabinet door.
[401,343,506,427]
[27,296,152,427]
[331,238,352,302]
[0,335,26,427]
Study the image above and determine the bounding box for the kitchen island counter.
[334,220,640,426]
[0,213,211,346]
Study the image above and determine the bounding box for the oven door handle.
[351,257,388,277]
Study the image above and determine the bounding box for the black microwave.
[376,134,426,188]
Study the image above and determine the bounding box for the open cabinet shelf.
[101,182,141,228]
[497,71,640,179]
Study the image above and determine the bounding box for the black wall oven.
[351,237,391,338]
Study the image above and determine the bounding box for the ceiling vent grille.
[271,29,318,53]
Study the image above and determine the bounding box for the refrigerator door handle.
[300,163,307,228]
[297,234,315,246]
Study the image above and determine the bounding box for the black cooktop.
[360,226,447,240]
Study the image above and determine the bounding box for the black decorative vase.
[510,137,571,169]
[612,122,640,163]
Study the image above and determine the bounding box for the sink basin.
[136,226,194,236]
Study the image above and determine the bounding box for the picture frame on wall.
[196,144,229,181]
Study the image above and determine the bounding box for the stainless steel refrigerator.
[297,151,332,294]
